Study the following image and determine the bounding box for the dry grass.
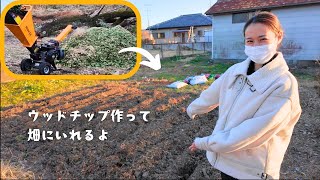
[1,161,35,179]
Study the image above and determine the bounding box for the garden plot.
[1,56,319,179]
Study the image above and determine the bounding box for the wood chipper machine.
[5,5,76,75]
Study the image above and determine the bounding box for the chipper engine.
[5,5,75,75]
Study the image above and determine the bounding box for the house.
[205,0,320,63]
[146,13,212,44]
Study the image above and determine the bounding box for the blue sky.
[1,0,12,12]
[127,0,217,29]
[1,0,217,29]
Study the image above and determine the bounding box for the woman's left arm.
[194,95,302,153]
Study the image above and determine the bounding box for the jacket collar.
[228,52,289,94]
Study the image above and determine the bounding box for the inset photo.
[4,4,137,75]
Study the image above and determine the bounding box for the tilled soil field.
[1,68,319,179]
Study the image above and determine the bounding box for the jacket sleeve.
[186,72,226,119]
[194,95,300,153]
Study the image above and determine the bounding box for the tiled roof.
[206,0,320,15]
[146,13,212,30]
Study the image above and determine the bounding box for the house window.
[152,32,165,39]
[158,33,165,39]
[198,30,204,37]
[232,12,255,23]
[232,10,270,24]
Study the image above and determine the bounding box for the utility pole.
[144,4,152,28]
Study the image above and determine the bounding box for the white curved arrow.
[119,47,161,70]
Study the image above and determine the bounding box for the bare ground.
[1,64,320,179]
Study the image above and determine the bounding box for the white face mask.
[244,41,278,64]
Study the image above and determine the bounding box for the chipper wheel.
[20,58,33,71]
[39,62,52,75]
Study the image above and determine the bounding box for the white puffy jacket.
[187,52,302,179]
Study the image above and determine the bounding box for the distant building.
[206,0,320,62]
[146,13,212,44]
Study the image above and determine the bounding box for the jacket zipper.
[213,75,247,167]
[262,141,271,179]
[224,76,247,129]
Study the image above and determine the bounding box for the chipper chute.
[4,5,76,75]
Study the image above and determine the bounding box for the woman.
[187,12,302,179]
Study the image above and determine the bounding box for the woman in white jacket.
[187,12,302,179]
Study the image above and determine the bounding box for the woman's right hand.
[188,142,198,152]
[187,106,196,120]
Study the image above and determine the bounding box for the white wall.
[211,14,246,60]
[272,5,320,61]
[211,4,320,61]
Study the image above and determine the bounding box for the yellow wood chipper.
[5,5,76,75]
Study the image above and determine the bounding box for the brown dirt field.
[1,64,320,179]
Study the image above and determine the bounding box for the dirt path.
[1,73,319,179]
